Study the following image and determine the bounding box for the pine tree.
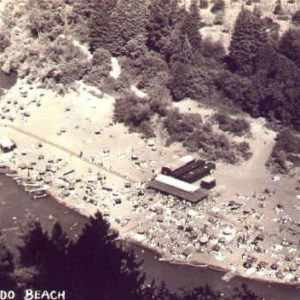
[146,0,185,59]
[170,31,195,65]
[85,0,148,55]
[182,1,202,51]
[228,8,267,76]
[168,62,191,101]
[17,221,64,290]
[68,212,145,300]
[229,43,300,130]
[18,221,52,268]
[278,28,300,69]
[72,0,118,51]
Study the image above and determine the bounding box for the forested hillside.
[0,0,299,171]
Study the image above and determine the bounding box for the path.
[3,124,136,183]
[2,124,243,229]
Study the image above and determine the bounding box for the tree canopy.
[228,8,267,76]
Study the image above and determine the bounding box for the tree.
[199,0,208,9]
[84,0,148,55]
[169,32,196,65]
[211,0,225,13]
[262,17,280,46]
[292,9,300,25]
[72,0,117,50]
[83,47,112,87]
[48,222,71,291]
[168,59,220,101]
[269,129,300,173]
[214,113,250,136]
[182,1,202,51]
[17,221,62,290]
[1,216,265,300]
[68,212,146,300]
[124,34,149,60]
[227,8,267,76]
[0,29,10,53]
[0,0,92,90]
[0,232,15,289]
[114,93,155,137]
[222,43,300,131]
[16,213,149,299]
[146,0,185,60]
[201,39,225,62]
[255,45,300,130]
[26,0,67,40]
[278,28,300,69]
[168,62,191,101]
[18,221,52,268]
[115,93,153,126]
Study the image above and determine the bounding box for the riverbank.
[1,174,300,300]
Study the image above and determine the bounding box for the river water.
[0,71,299,299]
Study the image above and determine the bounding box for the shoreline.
[128,238,300,289]
[2,169,299,290]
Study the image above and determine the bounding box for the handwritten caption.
[0,290,66,300]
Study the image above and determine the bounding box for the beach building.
[0,137,16,152]
[161,155,195,176]
[147,178,207,204]
[171,159,205,179]
[201,176,216,190]
[149,157,216,203]
[182,166,211,183]
[155,174,199,192]
[170,159,215,183]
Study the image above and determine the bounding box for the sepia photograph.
[0,0,299,299]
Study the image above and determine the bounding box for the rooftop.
[147,180,207,204]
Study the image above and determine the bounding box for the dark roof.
[201,178,216,189]
[161,166,172,175]
[171,159,205,178]
[147,180,207,204]
[181,167,211,183]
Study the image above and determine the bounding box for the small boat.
[222,270,239,282]
[33,193,47,200]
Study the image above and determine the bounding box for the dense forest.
[0,211,263,300]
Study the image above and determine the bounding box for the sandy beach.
[0,75,299,288]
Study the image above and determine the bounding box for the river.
[0,71,299,300]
